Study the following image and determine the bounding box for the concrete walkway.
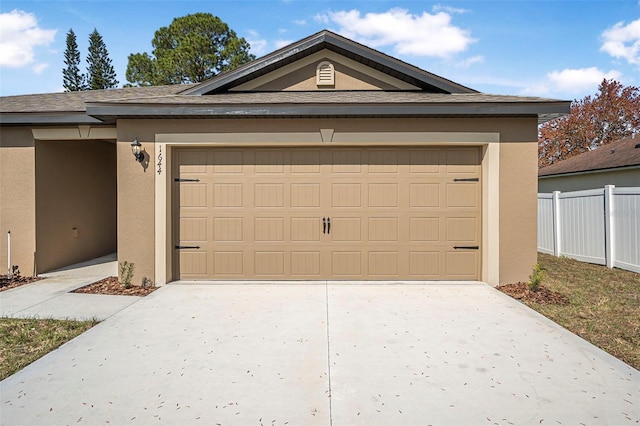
[1,282,639,425]
[0,254,141,320]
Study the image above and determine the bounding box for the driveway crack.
[325,281,333,426]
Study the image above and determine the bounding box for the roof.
[0,29,570,125]
[539,135,640,177]
[182,30,478,95]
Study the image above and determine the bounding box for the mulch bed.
[497,282,569,305]
[71,276,157,296]
[0,275,43,292]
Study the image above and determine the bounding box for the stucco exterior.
[1,30,568,285]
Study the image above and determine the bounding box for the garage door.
[174,147,481,280]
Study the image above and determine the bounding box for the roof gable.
[182,30,478,96]
[539,135,640,177]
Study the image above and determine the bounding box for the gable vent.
[316,61,335,87]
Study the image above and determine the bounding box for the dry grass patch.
[0,317,98,380]
[526,253,640,370]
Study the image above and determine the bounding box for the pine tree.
[86,29,118,90]
[62,29,86,91]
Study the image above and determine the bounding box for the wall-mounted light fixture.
[131,138,144,162]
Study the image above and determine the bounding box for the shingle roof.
[0,85,193,113]
[539,135,640,177]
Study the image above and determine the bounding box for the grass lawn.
[0,317,98,381]
[529,253,640,370]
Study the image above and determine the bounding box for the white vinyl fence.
[538,185,640,273]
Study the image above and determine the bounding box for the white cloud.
[32,63,48,74]
[0,9,56,68]
[275,39,294,49]
[522,67,622,97]
[292,19,307,26]
[432,4,468,14]
[456,55,484,68]
[600,19,640,65]
[246,30,268,56]
[315,8,475,57]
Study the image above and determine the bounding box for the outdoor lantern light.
[131,138,144,162]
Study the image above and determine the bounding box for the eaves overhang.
[0,112,105,125]
[86,101,569,124]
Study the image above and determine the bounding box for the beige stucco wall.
[0,127,36,276]
[117,117,538,285]
[35,140,117,273]
[538,168,640,193]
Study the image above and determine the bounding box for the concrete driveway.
[1,283,639,425]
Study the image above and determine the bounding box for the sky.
[0,0,639,100]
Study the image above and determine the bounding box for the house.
[0,30,570,285]
[538,135,640,193]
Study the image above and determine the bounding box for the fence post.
[552,191,561,257]
[604,185,615,269]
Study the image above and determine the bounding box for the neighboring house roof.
[539,135,640,177]
[0,29,570,125]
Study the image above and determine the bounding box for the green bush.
[119,261,135,289]
[528,263,545,291]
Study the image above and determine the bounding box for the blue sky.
[1,0,639,100]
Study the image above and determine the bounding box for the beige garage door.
[174,147,481,280]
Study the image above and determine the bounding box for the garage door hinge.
[453,178,479,182]
[175,245,201,249]
[174,178,201,182]
[453,246,479,250]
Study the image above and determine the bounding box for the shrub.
[140,276,153,288]
[119,261,135,289]
[529,263,545,291]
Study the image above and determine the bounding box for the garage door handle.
[175,245,201,249]
[327,217,331,234]
[323,217,326,234]
[453,246,479,250]
[453,178,479,182]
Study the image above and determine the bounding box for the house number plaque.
[157,145,163,175]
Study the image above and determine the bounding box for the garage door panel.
[175,146,481,280]
[446,217,479,242]
[368,217,398,242]
[410,183,440,207]
[291,183,320,207]
[213,183,243,207]
[291,252,321,276]
[291,217,321,242]
[446,251,479,278]
[255,149,284,173]
[368,183,398,207]
[332,183,362,207]
[254,217,284,242]
[213,217,243,242]
[446,183,478,208]
[212,150,243,174]
[409,217,440,242]
[409,251,440,276]
[368,251,398,276]
[291,150,321,173]
[254,183,284,207]
[332,150,362,173]
[446,148,480,173]
[255,251,285,276]
[214,251,244,276]
[332,252,362,276]
[180,251,208,276]
[180,183,207,208]
[331,217,362,242]
[369,149,398,173]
